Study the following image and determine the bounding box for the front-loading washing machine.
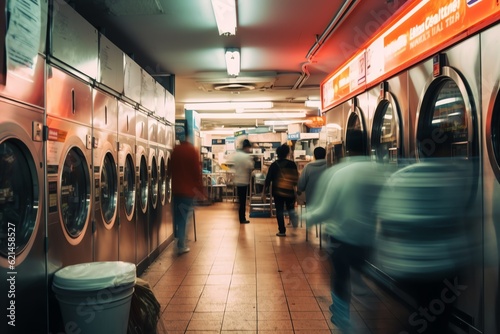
[92,88,119,261]
[135,109,149,273]
[117,101,136,264]
[158,119,174,250]
[46,65,93,331]
[0,100,46,333]
[148,114,160,259]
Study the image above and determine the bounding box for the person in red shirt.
[170,130,205,254]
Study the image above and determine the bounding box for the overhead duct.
[292,0,359,89]
[195,72,277,93]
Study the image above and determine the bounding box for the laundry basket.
[52,261,136,334]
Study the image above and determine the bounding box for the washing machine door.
[60,147,91,241]
[150,155,158,209]
[371,94,401,164]
[345,105,368,156]
[416,67,476,160]
[159,155,166,206]
[0,139,39,259]
[100,152,118,226]
[139,154,148,213]
[487,89,500,181]
[123,153,136,220]
[166,157,172,204]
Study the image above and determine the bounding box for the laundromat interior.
[2,0,500,333]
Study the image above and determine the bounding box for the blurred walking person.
[263,144,299,236]
[230,139,254,224]
[306,130,386,332]
[170,129,205,254]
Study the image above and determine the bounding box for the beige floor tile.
[140,203,413,334]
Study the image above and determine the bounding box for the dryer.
[148,114,160,259]
[46,66,93,331]
[409,37,483,332]
[117,101,137,264]
[0,100,46,333]
[481,22,500,334]
[158,120,174,250]
[92,89,119,261]
[135,110,149,272]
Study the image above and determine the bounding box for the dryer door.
[345,106,368,156]
[416,67,476,160]
[371,94,402,164]
[123,153,136,220]
[100,152,118,226]
[60,147,91,242]
[0,139,39,259]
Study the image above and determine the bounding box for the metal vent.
[213,83,256,92]
[196,72,277,93]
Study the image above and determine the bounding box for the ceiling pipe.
[292,0,358,90]
[292,62,311,90]
[306,0,359,61]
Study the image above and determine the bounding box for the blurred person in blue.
[263,143,299,236]
[375,159,475,333]
[305,130,387,333]
[231,139,254,224]
[297,146,327,207]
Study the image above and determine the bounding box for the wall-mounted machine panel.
[141,69,156,112]
[124,54,142,105]
[155,81,166,119]
[98,34,124,95]
[165,90,175,125]
[50,1,98,79]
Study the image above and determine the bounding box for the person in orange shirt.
[170,129,205,254]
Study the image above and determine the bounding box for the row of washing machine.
[321,21,500,334]
[0,60,175,333]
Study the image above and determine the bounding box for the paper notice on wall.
[5,0,41,78]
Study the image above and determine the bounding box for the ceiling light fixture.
[305,100,321,108]
[199,112,306,120]
[184,101,273,110]
[225,48,240,76]
[210,0,237,36]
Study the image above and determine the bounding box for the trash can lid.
[53,261,136,291]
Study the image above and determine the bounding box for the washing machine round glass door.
[166,158,172,204]
[487,90,500,181]
[61,147,90,238]
[417,77,472,159]
[139,155,148,213]
[150,156,158,208]
[123,154,135,219]
[345,108,367,155]
[0,139,38,256]
[159,156,166,206]
[101,152,118,224]
[371,98,400,163]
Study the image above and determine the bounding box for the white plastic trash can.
[52,261,136,334]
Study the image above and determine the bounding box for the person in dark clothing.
[263,144,299,236]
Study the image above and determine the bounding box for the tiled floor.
[139,202,412,334]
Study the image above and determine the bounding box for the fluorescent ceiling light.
[184,101,273,110]
[211,0,237,35]
[305,100,321,108]
[199,112,306,119]
[225,48,240,76]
